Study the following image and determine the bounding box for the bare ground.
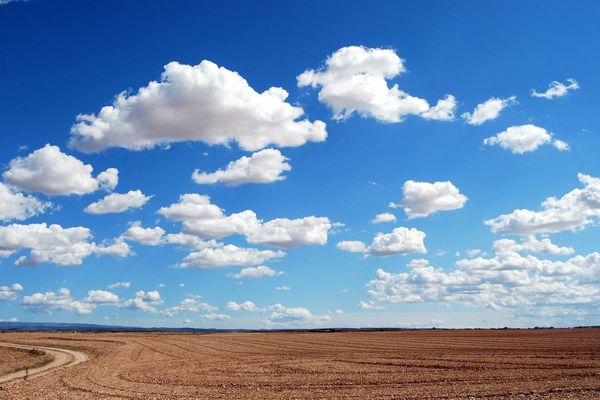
[0,345,52,376]
[1,328,599,399]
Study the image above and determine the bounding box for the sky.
[1,0,600,329]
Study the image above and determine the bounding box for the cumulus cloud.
[199,313,231,321]
[0,183,50,221]
[83,290,119,305]
[180,244,284,269]
[484,124,568,154]
[226,265,283,279]
[69,60,326,153]
[163,295,217,317]
[108,281,131,289]
[192,149,291,186]
[266,304,331,326]
[337,227,427,257]
[121,221,166,246]
[0,223,130,266]
[227,300,261,312]
[84,190,152,214]
[461,96,517,125]
[367,235,600,312]
[370,212,396,224]
[485,173,600,234]
[421,95,457,121]
[0,283,23,301]
[297,46,454,123]
[390,180,467,219]
[531,78,579,100]
[159,194,331,248]
[21,288,95,315]
[3,144,118,196]
[120,290,163,313]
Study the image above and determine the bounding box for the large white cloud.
[367,238,600,311]
[226,265,283,279]
[70,60,326,153]
[484,124,569,154]
[192,148,291,186]
[266,303,331,326]
[486,173,600,235]
[3,144,118,196]
[337,227,426,257]
[84,190,152,214]
[0,223,130,266]
[0,283,23,301]
[0,183,50,221]
[390,180,467,219]
[531,79,579,100]
[297,46,455,123]
[21,288,95,315]
[180,244,284,268]
[461,96,517,125]
[159,194,331,248]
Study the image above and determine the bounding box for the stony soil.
[1,328,599,399]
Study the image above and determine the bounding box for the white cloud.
[461,96,517,125]
[266,303,331,326]
[484,124,569,154]
[367,239,600,311]
[0,183,50,221]
[108,281,131,289]
[226,265,283,279]
[485,173,600,234]
[159,194,331,248]
[0,283,23,301]
[122,222,165,246]
[199,313,231,321]
[357,300,383,310]
[3,144,118,196]
[276,286,291,291]
[179,244,284,268]
[337,227,427,257]
[246,216,331,248]
[163,295,217,317]
[83,290,119,305]
[297,46,454,123]
[85,190,152,214]
[21,288,95,315]
[192,149,291,186]
[69,60,326,153]
[531,78,579,100]
[227,300,260,312]
[0,223,131,266]
[421,95,457,121]
[120,290,163,313]
[390,180,467,219]
[370,212,396,224]
[97,168,119,192]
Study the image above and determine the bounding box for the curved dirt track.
[0,342,88,385]
[1,329,600,399]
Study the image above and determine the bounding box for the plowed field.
[1,329,599,399]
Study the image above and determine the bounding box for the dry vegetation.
[1,329,599,399]
[0,346,52,376]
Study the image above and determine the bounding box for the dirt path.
[0,342,88,385]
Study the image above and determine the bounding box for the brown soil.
[0,346,52,376]
[1,328,599,399]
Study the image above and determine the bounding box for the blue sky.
[1,0,599,328]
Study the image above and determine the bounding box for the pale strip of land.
[0,342,88,385]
